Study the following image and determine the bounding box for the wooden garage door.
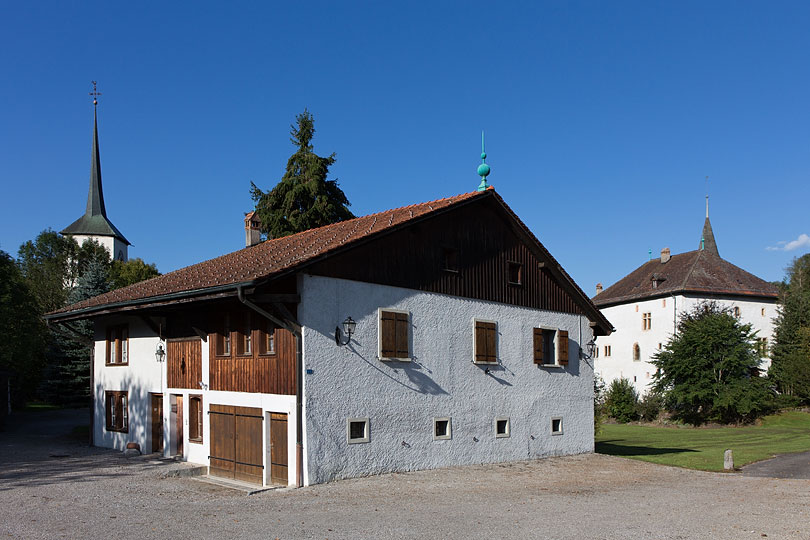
[209,404,263,485]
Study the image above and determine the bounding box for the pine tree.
[769,254,810,402]
[250,110,354,239]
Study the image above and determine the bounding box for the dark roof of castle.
[60,109,130,245]
[47,188,613,335]
[593,217,777,307]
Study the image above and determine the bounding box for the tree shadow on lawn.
[596,440,698,457]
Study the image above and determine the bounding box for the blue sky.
[1,1,808,293]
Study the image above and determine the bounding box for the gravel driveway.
[1,410,809,539]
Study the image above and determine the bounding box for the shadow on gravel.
[596,440,698,457]
[0,408,176,490]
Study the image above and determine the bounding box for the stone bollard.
[724,449,734,471]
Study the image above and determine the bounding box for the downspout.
[237,286,305,488]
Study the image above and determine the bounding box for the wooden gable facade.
[305,195,589,318]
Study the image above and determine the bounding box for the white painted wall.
[70,234,128,261]
[298,274,596,486]
[594,294,778,394]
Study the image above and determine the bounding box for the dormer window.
[651,274,666,289]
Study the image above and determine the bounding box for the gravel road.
[1,410,809,539]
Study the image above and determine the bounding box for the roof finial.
[705,175,709,218]
[89,81,102,107]
[648,248,652,261]
[476,131,491,191]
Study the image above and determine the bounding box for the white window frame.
[551,417,563,436]
[377,308,412,362]
[347,418,370,444]
[494,417,510,438]
[536,325,561,368]
[433,417,452,440]
[472,318,498,365]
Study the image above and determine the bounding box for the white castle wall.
[594,294,778,394]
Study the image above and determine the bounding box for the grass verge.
[595,410,810,471]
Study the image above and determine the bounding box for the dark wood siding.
[306,202,585,316]
[209,315,296,395]
[167,339,203,390]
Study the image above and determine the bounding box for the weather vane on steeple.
[89,81,102,107]
[705,175,709,219]
[477,131,491,191]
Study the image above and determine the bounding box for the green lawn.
[595,410,810,471]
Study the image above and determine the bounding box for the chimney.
[595,283,603,295]
[245,211,262,247]
[660,247,671,264]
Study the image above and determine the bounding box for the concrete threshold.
[193,474,280,495]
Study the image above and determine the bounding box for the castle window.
[604,345,612,357]
[433,417,452,440]
[474,320,498,364]
[379,309,410,360]
[105,391,128,432]
[633,343,641,362]
[642,313,651,331]
[347,418,370,444]
[189,395,203,443]
[734,307,741,317]
[106,325,129,365]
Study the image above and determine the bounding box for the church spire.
[60,82,130,249]
[85,102,107,218]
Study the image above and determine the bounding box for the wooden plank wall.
[167,339,203,389]
[307,201,586,316]
[209,324,296,395]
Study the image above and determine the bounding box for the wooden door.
[208,404,264,485]
[151,394,163,453]
[270,413,288,485]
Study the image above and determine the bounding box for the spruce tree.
[769,253,810,402]
[41,258,109,406]
[250,110,354,239]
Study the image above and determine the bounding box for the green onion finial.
[477,131,490,191]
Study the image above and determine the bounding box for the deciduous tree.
[652,301,774,425]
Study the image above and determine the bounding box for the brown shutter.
[475,321,496,363]
[105,393,112,430]
[395,312,409,358]
[486,323,496,362]
[380,311,396,357]
[533,328,544,364]
[105,328,112,364]
[558,330,569,365]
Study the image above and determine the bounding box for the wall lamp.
[335,316,357,346]
[582,338,597,360]
[155,342,166,363]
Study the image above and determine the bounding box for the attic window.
[651,274,666,289]
[507,262,522,286]
[443,248,459,272]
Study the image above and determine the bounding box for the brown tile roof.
[592,249,778,307]
[50,190,486,316]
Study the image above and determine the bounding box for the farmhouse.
[592,199,779,394]
[48,187,612,487]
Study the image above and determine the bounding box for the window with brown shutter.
[474,320,497,364]
[533,328,544,364]
[379,310,410,360]
[105,325,129,366]
[189,395,203,443]
[557,330,569,366]
[105,391,128,432]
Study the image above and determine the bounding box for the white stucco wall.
[70,234,128,261]
[594,294,778,394]
[298,274,596,486]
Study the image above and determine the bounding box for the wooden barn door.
[269,413,288,485]
[209,404,264,485]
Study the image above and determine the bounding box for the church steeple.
[86,106,107,218]
[699,195,719,256]
[61,82,130,258]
